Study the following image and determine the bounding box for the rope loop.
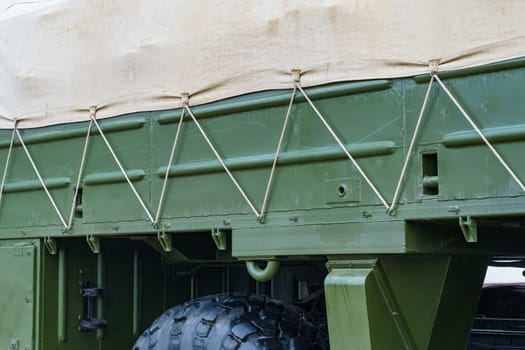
[184,104,260,217]
[90,114,155,223]
[16,126,68,228]
[0,119,19,211]
[294,83,390,209]
[154,107,185,225]
[258,84,297,221]
[428,59,441,74]
[291,69,301,84]
[388,75,435,214]
[181,92,190,107]
[66,112,94,231]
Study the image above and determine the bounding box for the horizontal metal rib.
[0,117,146,149]
[3,177,71,193]
[84,169,146,185]
[156,141,396,178]
[442,124,525,148]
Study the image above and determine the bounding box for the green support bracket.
[459,216,478,243]
[211,228,227,250]
[157,231,172,252]
[324,256,488,350]
[44,237,57,255]
[325,259,417,350]
[86,235,100,254]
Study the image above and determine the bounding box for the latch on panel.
[86,235,100,254]
[157,231,172,252]
[212,228,227,250]
[79,282,107,332]
[459,216,478,243]
[44,237,57,255]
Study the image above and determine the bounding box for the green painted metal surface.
[0,61,523,249]
[325,256,488,350]
[37,239,186,350]
[0,240,38,350]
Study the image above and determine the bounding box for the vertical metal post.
[225,264,230,294]
[297,281,308,300]
[132,251,141,337]
[220,265,231,293]
[221,267,226,293]
[57,247,66,344]
[96,251,104,340]
[162,263,167,309]
[190,274,195,300]
[194,272,199,299]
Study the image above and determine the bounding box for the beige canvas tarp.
[1,0,525,128]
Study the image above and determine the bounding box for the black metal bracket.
[79,282,107,332]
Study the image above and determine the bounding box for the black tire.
[133,293,329,350]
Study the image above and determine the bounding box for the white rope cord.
[0,121,18,208]
[90,114,155,223]
[154,108,185,225]
[66,118,93,230]
[16,128,68,228]
[184,104,261,217]
[259,86,297,221]
[434,74,525,193]
[295,83,390,209]
[389,76,435,214]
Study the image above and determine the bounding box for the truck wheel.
[133,293,329,350]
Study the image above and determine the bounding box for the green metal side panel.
[0,60,523,258]
[0,241,37,350]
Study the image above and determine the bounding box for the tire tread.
[133,293,329,350]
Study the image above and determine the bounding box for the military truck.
[1,1,525,349]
